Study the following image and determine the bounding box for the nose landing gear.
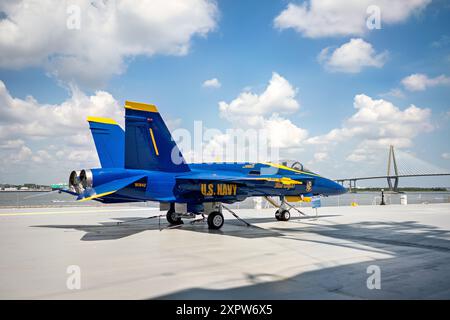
[275,209,290,221]
[265,195,308,222]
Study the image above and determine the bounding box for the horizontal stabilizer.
[77,174,146,202]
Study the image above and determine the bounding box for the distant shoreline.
[352,188,449,192]
[0,190,52,193]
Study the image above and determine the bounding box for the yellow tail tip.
[87,116,118,125]
[125,101,158,113]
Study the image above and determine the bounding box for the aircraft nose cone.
[320,178,348,195]
[335,182,347,195]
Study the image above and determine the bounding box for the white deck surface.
[1,203,450,299]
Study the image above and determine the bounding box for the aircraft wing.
[77,174,147,202]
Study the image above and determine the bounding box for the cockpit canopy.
[278,160,312,173]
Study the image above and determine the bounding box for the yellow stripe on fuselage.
[78,190,117,202]
[86,116,118,125]
[149,128,159,156]
[262,162,321,177]
[255,177,302,185]
[125,101,158,113]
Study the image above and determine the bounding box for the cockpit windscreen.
[278,160,312,173]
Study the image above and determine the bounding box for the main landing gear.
[165,202,225,230]
[207,211,224,230]
[166,207,183,225]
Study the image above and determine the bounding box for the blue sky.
[0,0,449,186]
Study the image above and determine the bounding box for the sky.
[0,0,450,187]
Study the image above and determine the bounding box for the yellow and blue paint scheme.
[66,101,347,210]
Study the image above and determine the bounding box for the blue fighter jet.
[67,101,347,229]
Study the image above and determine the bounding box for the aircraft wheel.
[207,211,224,230]
[278,209,290,222]
[275,209,282,221]
[166,209,183,225]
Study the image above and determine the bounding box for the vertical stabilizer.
[124,101,190,172]
[87,117,124,168]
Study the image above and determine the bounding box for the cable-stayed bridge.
[335,146,450,192]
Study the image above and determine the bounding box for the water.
[0,191,153,208]
[312,192,450,207]
[1,191,449,208]
[234,192,450,209]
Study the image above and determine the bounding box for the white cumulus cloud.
[401,73,450,91]
[202,78,221,88]
[0,80,125,182]
[274,0,431,38]
[0,81,123,141]
[264,114,308,149]
[0,80,184,183]
[379,88,405,99]
[0,0,218,87]
[219,72,299,121]
[307,94,433,149]
[194,73,307,163]
[318,38,388,73]
[0,139,25,150]
[218,73,306,149]
[314,152,329,162]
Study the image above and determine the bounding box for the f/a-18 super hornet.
[66,101,346,229]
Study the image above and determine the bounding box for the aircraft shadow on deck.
[33,214,340,241]
[154,220,450,299]
[33,216,450,298]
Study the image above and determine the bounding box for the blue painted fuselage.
[70,101,347,212]
[93,162,346,205]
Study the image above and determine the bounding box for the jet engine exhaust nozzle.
[69,170,84,194]
[80,169,93,189]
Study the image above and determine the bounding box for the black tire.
[275,209,282,221]
[279,209,290,222]
[207,211,224,230]
[166,209,183,225]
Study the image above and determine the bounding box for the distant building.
[51,183,68,191]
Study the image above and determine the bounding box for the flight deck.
[1,203,450,299]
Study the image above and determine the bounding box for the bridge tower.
[387,145,399,192]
